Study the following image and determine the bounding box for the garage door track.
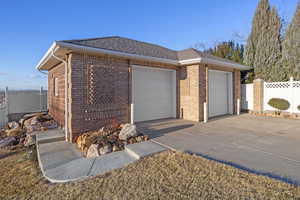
[137,114,300,185]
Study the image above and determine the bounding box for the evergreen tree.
[282,1,300,80]
[262,7,282,81]
[245,0,284,81]
[244,0,271,71]
[205,41,244,64]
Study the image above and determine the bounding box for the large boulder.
[99,144,112,155]
[118,124,138,140]
[0,137,17,148]
[5,127,25,137]
[86,144,100,158]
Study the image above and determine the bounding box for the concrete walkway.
[36,129,166,183]
[137,114,300,185]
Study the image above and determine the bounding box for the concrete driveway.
[137,114,300,184]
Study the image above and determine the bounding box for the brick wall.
[199,64,207,121]
[69,53,129,141]
[48,63,65,127]
[233,69,241,114]
[179,64,201,121]
[179,63,241,122]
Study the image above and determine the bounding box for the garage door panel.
[209,70,233,118]
[132,66,176,122]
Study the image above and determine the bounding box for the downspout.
[51,47,69,142]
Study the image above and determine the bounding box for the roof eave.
[36,41,252,71]
[57,41,179,66]
[36,42,58,70]
[178,58,251,70]
[201,57,252,70]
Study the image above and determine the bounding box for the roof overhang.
[178,58,251,70]
[36,41,252,71]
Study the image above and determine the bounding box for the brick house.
[36,36,250,142]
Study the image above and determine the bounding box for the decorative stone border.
[249,110,300,120]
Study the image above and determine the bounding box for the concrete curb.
[36,139,168,183]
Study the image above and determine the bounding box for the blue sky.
[0,0,298,89]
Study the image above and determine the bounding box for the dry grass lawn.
[0,148,300,200]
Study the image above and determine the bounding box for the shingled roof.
[62,36,178,60]
[61,36,240,65]
[37,36,251,70]
[177,48,241,65]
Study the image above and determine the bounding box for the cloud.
[0,72,7,76]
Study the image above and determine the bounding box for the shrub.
[298,104,300,111]
[268,98,290,111]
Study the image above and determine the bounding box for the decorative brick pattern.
[69,53,130,141]
[48,63,65,127]
[87,65,115,105]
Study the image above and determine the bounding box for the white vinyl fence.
[241,83,253,111]
[264,78,300,113]
[241,77,300,113]
[0,87,47,128]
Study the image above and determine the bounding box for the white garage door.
[209,70,233,118]
[132,66,176,122]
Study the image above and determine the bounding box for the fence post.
[253,79,264,113]
[290,77,294,114]
[40,86,43,112]
[5,87,9,124]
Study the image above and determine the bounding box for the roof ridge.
[61,36,120,43]
[61,36,178,53]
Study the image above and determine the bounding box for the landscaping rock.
[23,112,47,120]
[8,121,20,129]
[86,144,100,158]
[23,113,57,133]
[112,144,121,152]
[38,114,53,122]
[19,137,25,145]
[24,134,36,147]
[19,118,26,128]
[128,137,137,144]
[119,124,138,140]
[5,127,25,137]
[30,116,40,125]
[99,144,112,155]
[0,136,16,148]
[0,128,6,136]
[136,136,144,143]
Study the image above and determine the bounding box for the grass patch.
[0,149,300,199]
